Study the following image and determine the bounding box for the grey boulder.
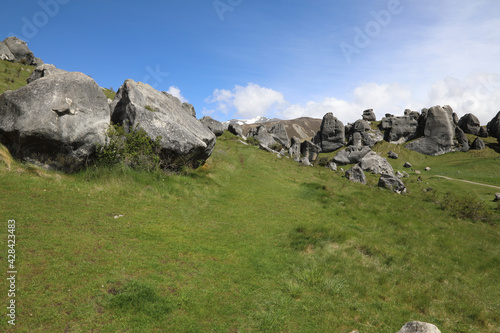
[455,126,470,152]
[300,140,320,162]
[313,112,345,152]
[345,164,366,184]
[0,72,110,171]
[27,64,68,84]
[406,105,456,156]
[0,41,15,61]
[388,151,398,159]
[383,116,418,143]
[247,125,276,148]
[362,109,376,121]
[458,113,481,135]
[269,122,290,148]
[289,136,301,159]
[397,321,441,333]
[228,123,246,139]
[470,137,485,150]
[359,151,394,176]
[378,174,406,194]
[110,79,216,169]
[3,37,35,65]
[200,116,224,136]
[333,146,371,165]
[487,111,500,141]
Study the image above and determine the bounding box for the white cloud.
[206,83,286,118]
[166,86,189,103]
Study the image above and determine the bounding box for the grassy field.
[0,131,499,332]
[0,60,34,93]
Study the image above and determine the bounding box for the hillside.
[0,130,499,332]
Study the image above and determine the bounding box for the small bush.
[96,124,163,172]
[246,136,259,146]
[269,142,284,151]
[440,191,494,223]
[144,105,157,112]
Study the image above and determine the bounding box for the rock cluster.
[0,37,42,66]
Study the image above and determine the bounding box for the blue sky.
[1,0,499,124]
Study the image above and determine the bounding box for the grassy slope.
[0,132,499,333]
[0,60,35,93]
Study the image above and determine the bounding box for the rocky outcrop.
[27,64,68,84]
[3,37,36,65]
[240,117,321,141]
[0,41,15,61]
[300,140,320,162]
[458,113,481,135]
[362,109,376,121]
[333,146,371,165]
[388,151,398,159]
[406,106,456,156]
[378,174,406,194]
[289,136,301,160]
[200,116,224,137]
[397,321,441,333]
[470,137,485,150]
[313,113,345,152]
[247,125,277,148]
[228,123,246,139]
[455,127,470,152]
[479,126,488,138]
[345,164,366,184]
[110,79,216,169]
[359,151,394,176]
[487,111,500,140]
[0,72,110,171]
[269,122,290,148]
[383,116,418,143]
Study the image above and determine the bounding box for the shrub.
[440,191,494,223]
[246,136,259,146]
[269,142,284,151]
[96,124,163,172]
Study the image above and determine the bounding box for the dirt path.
[434,175,500,190]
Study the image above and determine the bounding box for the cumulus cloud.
[166,86,189,103]
[206,83,286,118]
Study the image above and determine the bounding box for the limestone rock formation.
[228,123,246,139]
[362,109,376,121]
[110,79,216,169]
[300,140,320,162]
[406,106,456,156]
[269,122,290,148]
[458,113,481,135]
[333,146,371,165]
[3,37,36,65]
[397,321,441,333]
[0,72,110,171]
[313,113,345,152]
[470,137,485,150]
[487,111,500,141]
[0,41,15,61]
[455,127,470,152]
[383,116,418,143]
[359,151,394,176]
[345,164,366,184]
[378,174,406,194]
[289,136,301,160]
[200,116,224,137]
[27,64,68,84]
[247,125,276,148]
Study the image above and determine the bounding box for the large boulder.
[397,321,441,333]
[0,72,110,171]
[247,125,276,148]
[455,126,469,152]
[0,41,15,61]
[300,140,320,162]
[228,123,246,139]
[3,37,35,65]
[313,113,345,152]
[200,116,224,136]
[383,116,418,143]
[289,136,301,160]
[110,79,216,169]
[362,109,376,121]
[333,146,371,165]
[458,113,481,135]
[479,126,488,138]
[27,64,68,84]
[487,111,500,140]
[359,151,394,176]
[378,174,406,194]
[345,164,366,184]
[470,137,485,150]
[269,122,290,148]
[406,106,456,156]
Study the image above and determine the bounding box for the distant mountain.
[223,116,322,141]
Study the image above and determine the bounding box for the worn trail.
[434,175,500,190]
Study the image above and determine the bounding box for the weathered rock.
[248,125,276,148]
[300,157,313,166]
[395,170,404,178]
[300,140,320,162]
[424,167,431,171]
[313,113,344,152]
[333,146,371,165]
[289,136,301,159]
[228,123,246,139]
[352,132,362,148]
[487,111,500,140]
[384,116,418,143]
[200,116,224,136]
[406,105,456,156]
[27,64,68,84]
[494,193,500,202]
[3,37,35,65]
[378,174,406,194]
[388,151,398,159]
[409,111,420,120]
[403,162,412,168]
[33,57,44,67]
[479,126,488,138]
[455,126,470,152]
[0,41,15,61]
[397,321,441,333]
[110,79,216,169]
[362,109,376,121]
[352,119,371,133]
[0,72,110,171]
[458,113,481,135]
[327,161,337,171]
[270,122,290,148]
[470,137,485,150]
[359,151,394,176]
[361,130,384,147]
[181,101,196,118]
[345,164,366,184]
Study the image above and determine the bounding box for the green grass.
[0,60,35,94]
[0,131,499,332]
